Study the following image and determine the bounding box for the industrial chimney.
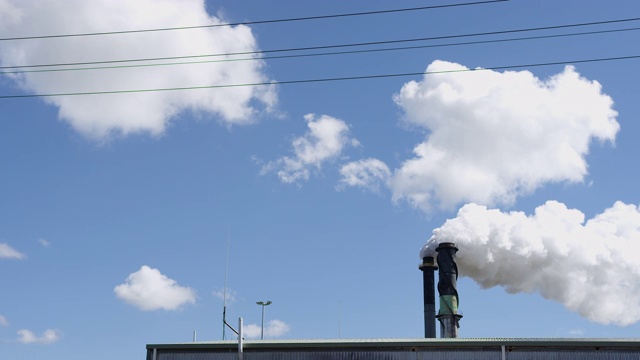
[435,242,462,338]
[419,254,437,338]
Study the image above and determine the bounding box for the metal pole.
[256,301,272,340]
[261,305,265,339]
[222,229,231,340]
[238,317,243,360]
[338,301,342,338]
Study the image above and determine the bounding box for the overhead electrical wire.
[0,0,507,42]
[1,54,638,99]
[2,26,639,75]
[2,16,639,73]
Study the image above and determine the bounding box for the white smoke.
[422,200,640,326]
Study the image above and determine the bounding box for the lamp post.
[256,301,272,339]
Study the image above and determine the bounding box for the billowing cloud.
[422,200,640,326]
[17,329,60,344]
[0,243,24,259]
[0,0,276,139]
[338,158,390,192]
[114,265,195,311]
[388,60,618,212]
[0,314,9,327]
[263,114,359,183]
[243,319,290,339]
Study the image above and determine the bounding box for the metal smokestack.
[419,255,437,338]
[435,242,462,338]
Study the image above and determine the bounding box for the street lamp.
[256,301,272,339]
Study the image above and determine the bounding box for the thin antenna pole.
[338,301,342,338]
[238,317,244,360]
[223,226,231,340]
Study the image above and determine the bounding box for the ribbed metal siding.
[244,349,500,360]
[507,349,640,360]
[148,347,640,360]
[149,349,500,360]
[153,349,237,360]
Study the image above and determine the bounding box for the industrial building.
[146,242,640,358]
[146,338,640,359]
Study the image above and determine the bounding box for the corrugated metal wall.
[153,349,237,360]
[147,345,640,360]
[150,348,501,360]
[506,349,640,360]
[247,349,499,360]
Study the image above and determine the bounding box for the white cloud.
[338,158,390,192]
[0,314,9,327]
[568,328,585,336]
[263,114,359,183]
[390,60,619,212]
[17,329,60,344]
[0,243,25,259]
[38,238,51,247]
[263,319,290,337]
[242,323,262,338]
[0,0,21,25]
[212,288,237,304]
[0,0,276,140]
[243,319,290,339]
[114,265,196,311]
[423,200,640,326]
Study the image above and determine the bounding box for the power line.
[0,0,507,42]
[1,54,638,99]
[2,16,639,72]
[3,26,639,75]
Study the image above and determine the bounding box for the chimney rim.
[436,242,458,251]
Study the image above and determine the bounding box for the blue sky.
[1,0,640,358]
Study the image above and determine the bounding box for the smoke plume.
[422,200,640,326]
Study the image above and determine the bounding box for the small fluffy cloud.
[212,288,237,304]
[423,200,640,326]
[263,114,359,183]
[114,265,196,311]
[0,243,25,259]
[243,319,290,339]
[568,328,585,336]
[338,158,390,192]
[389,60,618,211]
[17,329,60,344]
[0,314,9,327]
[0,0,276,140]
[38,238,51,247]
